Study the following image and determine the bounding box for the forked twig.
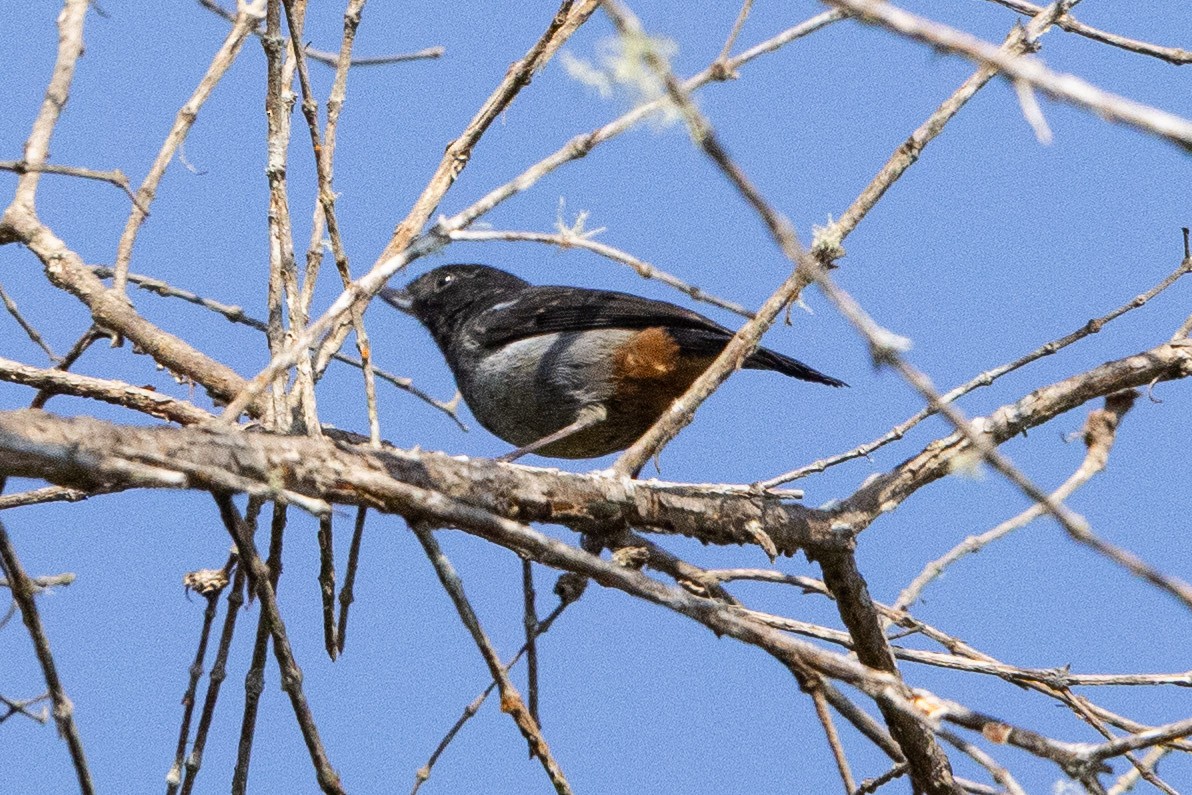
[412,524,572,794]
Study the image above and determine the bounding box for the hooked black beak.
[380,287,414,314]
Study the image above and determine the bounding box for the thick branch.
[0,208,261,414]
[840,340,1192,532]
[0,409,838,555]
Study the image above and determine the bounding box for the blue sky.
[1,1,1190,792]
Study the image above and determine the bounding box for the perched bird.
[382,264,845,460]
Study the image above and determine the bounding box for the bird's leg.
[497,404,608,462]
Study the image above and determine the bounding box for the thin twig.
[811,266,1192,611]
[179,554,247,795]
[0,486,95,511]
[0,160,147,213]
[713,0,754,74]
[0,692,50,724]
[0,283,60,363]
[827,11,1060,248]
[1107,746,1172,795]
[0,572,75,590]
[929,697,1101,778]
[112,0,264,295]
[0,516,94,795]
[895,393,1135,611]
[30,327,104,409]
[316,514,338,660]
[412,524,573,794]
[1171,231,1192,340]
[1065,505,1192,610]
[197,0,444,66]
[762,249,1192,485]
[213,493,344,794]
[0,355,215,425]
[1083,716,1192,763]
[335,506,367,655]
[283,0,382,447]
[1066,698,1181,795]
[305,44,444,66]
[721,565,1192,755]
[85,264,465,427]
[232,501,287,795]
[269,0,321,435]
[298,0,360,320]
[11,0,90,210]
[374,0,600,267]
[823,0,1192,150]
[522,557,540,749]
[811,684,857,793]
[412,585,581,795]
[751,600,1192,689]
[166,558,231,795]
[853,764,909,794]
[981,0,1192,64]
[937,729,1028,795]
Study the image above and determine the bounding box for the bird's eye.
[435,273,455,290]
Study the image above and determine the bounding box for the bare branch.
[982,0,1192,64]
[11,0,90,210]
[334,506,367,655]
[112,0,264,295]
[413,525,572,793]
[411,585,581,794]
[763,249,1191,485]
[937,729,1028,795]
[0,160,145,213]
[282,0,381,446]
[895,393,1135,611]
[815,265,1192,610]
[823,0,1192,150]
[305,44,444,66]
[178,555,247,795]
[197,0,444,66]
[0,355,215,425]
[811,684,858,794]
[603,1,834,479]
[0,486,95,511]
[85,264,466,427]
[0,517,94,794]
[232,502,287,795]
[167,556,232,795]
[375,0,600,265]
[213,493,344,794]
[0,283,60,363]
[0,206,264,416]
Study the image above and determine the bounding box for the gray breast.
[457,330,636,447]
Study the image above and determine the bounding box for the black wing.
[472,286,846,388]
[470,286,735,346]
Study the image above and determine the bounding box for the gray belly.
[455,330,641,457]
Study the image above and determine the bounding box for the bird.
[381,264,846,461]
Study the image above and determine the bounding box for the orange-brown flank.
[610,327,714,420]
[528,327,718,457]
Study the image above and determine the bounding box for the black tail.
[669,327,846,387]
[745,346,847,387]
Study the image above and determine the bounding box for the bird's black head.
[381,264,529,351]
